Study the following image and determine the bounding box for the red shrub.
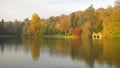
[72,28,82,37]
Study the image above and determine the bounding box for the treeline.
[0,0,120,38]
[0,19,24,36]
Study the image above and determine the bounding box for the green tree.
[13,20,23,36]
[0,19,5,35]
[46,16,57,35]
[82,5,95,38]
[22,18,30,36]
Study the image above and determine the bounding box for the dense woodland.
[0,0,120,38]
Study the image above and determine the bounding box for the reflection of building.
[92,32,102,39]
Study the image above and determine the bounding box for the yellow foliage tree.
[28,13,41,36]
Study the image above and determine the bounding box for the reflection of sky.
[0,48,115,68]
[94,61,115,68]
[0,0,115,21]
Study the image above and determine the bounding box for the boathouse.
[92,32,102,39]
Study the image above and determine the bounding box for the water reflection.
[0,37,120,68]
[0,37,22,54]
[27,38,41,60]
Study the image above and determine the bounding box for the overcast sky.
[0,0,115,21]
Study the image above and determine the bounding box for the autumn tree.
[56,15,70,35]
[103,5,120,38]
[81,22,92,39]
[110,8,120,22]
[28,13,41,36]
[68,28,74,35]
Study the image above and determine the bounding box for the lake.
[0,37,120,68]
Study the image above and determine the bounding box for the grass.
[44,34,76,39]
[0,34,77,39]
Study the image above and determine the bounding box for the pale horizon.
[0,0,115,21]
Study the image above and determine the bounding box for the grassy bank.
[44,34,76,39]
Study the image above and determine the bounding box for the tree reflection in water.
[27,38,41,60]
[0,37,120,68]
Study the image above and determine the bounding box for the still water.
[0,37,120,68]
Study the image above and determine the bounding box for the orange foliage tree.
[56,15,70,35]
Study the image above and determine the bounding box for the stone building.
[92,32,102,39]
